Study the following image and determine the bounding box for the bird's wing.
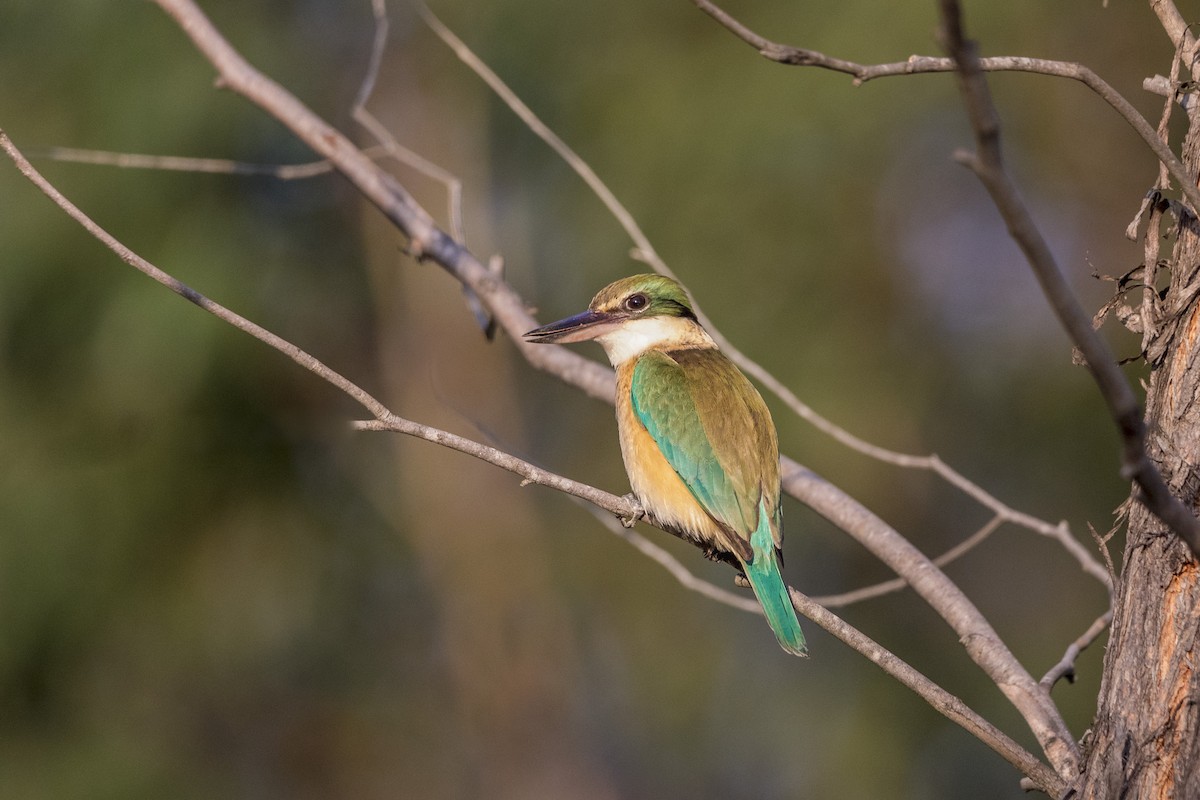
[630,349,779,546]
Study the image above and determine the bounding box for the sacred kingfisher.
[525,274,807,656]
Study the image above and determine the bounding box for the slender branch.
[29,144,386,179]
[417,2,649,262]
[691,0,1200,215]
[782,460,1081,778]
[937,0,1200,565]
[136,1,1079,783]
[1,126,1061,793]
[583,505,763,614]
[1040,610,1114,691]
[0,131,388,419]
[732,358,1110,589]
[347,4,484,334]
[353,419,638,517]
[352,0,467,244]
[789,587,1063,796]
[812,515,1003,608]
[353,0,389,112]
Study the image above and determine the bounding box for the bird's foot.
[733,573,751,589]
[618,494,645,528]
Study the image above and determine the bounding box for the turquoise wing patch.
[630,351,757,536]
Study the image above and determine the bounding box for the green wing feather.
[631,348,806,656]
[630,349,779,544]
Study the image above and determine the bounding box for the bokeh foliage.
[0,1,1171,797]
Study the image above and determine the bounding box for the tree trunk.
[1074,117,1200,798]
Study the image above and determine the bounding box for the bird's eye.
[625,293,648,311]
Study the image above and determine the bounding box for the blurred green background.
[0,1,1170,797]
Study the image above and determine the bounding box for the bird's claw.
[734,573,751,589]
[619,494,645,528]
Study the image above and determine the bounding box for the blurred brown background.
[0,1,1166,797]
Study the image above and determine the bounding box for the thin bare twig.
[354,109,467,241]
[789,586,1062,795]
[347,2,484,334]
[584,506,763,613]
[417,2,643,256]
[352,0,466,243]
[0,132,385,417]
[1040,609,1114,690]
[813,515,1003,608]
[30,145,387,179]
[1089,521,1120,588]
[692,0,1200,215]
[353,0,389,112]
[937,0,1200,564]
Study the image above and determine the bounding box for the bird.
[524,274,807,656]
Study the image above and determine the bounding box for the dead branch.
[691,0,1200,215]
[813,515,1003,607]
[1040,609,1114,691]
[936,0,1200,565]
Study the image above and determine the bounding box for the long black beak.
[524,309,621,344]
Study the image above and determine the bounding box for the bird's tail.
[744,507,808,657]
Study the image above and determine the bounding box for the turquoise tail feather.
[745,507,808,657]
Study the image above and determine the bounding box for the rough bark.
[1075,116,1200,799]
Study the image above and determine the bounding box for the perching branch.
[937,0,1200,560]
[139,0,1081,784]
[691,0,1200,216]
[0,126,1060,795]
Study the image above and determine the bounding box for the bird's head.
[524,274,712,365]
